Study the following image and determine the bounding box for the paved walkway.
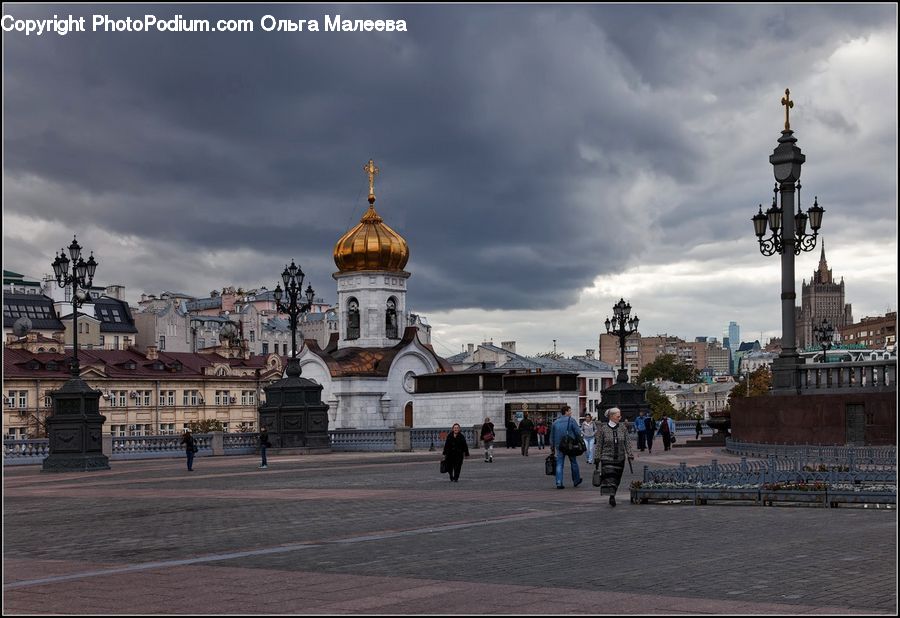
[3,446,897,614]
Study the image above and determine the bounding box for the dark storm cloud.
[3,3,896,321]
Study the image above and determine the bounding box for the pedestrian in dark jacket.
[695,419,703,440]
[519,413,535,456]
[505,419,518,449]
[442,423,470,482]
[259,427,272,469]
[658,415,674,451]
[180,430,196,471]
[645,416,656,454]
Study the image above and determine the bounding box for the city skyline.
[3,4,897,359]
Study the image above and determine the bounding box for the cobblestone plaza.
[3,446,896,614]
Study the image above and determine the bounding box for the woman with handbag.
[480,417,495,463]
[594,407,634,507]
[442,423,470,482]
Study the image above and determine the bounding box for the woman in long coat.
[594,407,634,507]
[442,423,470,482]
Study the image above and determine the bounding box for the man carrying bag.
[549,405,583,489]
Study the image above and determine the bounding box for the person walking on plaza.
[550,405,583,489]
[645,415,656,454]
[634,410,647,452]
[595,407,634,507]
[658,414,675,451]
[481,417,495,463]
[519,412,535,456]
[258,426,272,469]
[695,418,703,440]
[581,413,597,465]
[180,430,196,471]
[505,419,518,449]
[442,423,470,482]
[536,420,548,450]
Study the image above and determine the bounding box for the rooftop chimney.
[467,343,474,354]
[585,349,595,359]
[501,341,516,354]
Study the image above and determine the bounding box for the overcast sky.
[3,4,897,359]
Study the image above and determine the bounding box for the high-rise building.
[796,244,853,350]
[727,322,740,352]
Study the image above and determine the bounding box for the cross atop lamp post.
[750,89,826,392]
[605,298,639,383]
[52,236,98,377]
[813,318,835,364]
[272,259,315,375]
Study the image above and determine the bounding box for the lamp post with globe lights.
[43,236,109,472]
[272,259,316,372]
[258,259,330,452]
[51,236,98,377]
[751,89,825,393]
[813,318,835,364]
[605,298,639,384]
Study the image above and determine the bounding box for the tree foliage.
[644,384,677,419]
[637,354,700,385]
[727,366,772,405]
[188,419,225,433]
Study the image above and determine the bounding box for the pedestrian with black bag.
[442,423,469,482]
[549,405,584,489]
[593,407,634,507]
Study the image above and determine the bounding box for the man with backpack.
[549,405,583,489]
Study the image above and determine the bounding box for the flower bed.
[630,479,895,507]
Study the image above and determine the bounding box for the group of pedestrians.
[547,405,633,505]
[633,410,679,453]
[440,408,689,507]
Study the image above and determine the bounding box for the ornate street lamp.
[52,236,98,377]
[813,318,835,363]
[43,236,108,472]
[605,297,639,384]
[272,259,316,373]
[259,260,330,452]
[750,89,826,392]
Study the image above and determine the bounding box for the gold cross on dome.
[364,159,379,202]
[781,88,794,131]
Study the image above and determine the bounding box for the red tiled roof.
[305,327,450,377]
[3,348,280,382]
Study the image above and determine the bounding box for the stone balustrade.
[799,358,896,393]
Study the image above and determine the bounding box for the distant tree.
[727,366,772,406]
[188,419,225,433]
[637,354,700,385]
[670,404,704,421]
[644,384,677,419]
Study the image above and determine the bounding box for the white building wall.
[413,391,506,428]
[334,271,409,349]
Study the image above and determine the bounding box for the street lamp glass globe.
[68,237,82,263]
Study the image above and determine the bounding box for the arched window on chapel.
[347,299,360,340]
[386,298,398,339]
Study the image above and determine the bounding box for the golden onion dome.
[333,160,409,273]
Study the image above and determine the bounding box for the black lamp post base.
[599,381,651,422]
[771,354,801,394]
[42,377,110,473]
[42,453,110,472]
